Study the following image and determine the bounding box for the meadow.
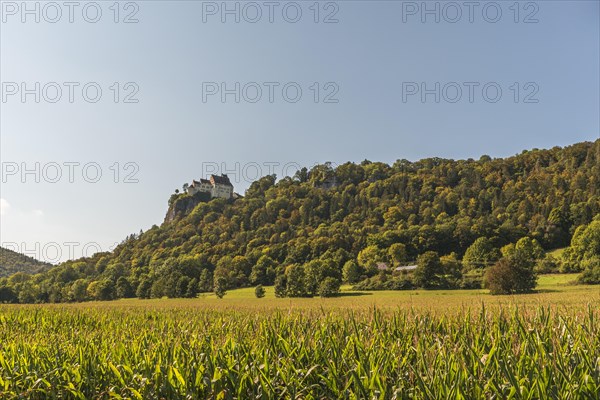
[0,275,598,399]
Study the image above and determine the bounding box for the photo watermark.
[201,81,340,104]
[1,241,119,264]
[1,82,140,104]
[1,162,141,184]
[401,81,540,104]
[1,1,140,24]
[400,1,540,24]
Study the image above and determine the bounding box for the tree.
[462,237,500,271]
[357,245,385,275]
[185,278,199,298]
[136,277,152,299]
[578,257,600,284]
[535,254,559,274]
[274,275,287,298]
[564,219,600,281]
[388,243,408,266]
[254,284,266,298]
[484,259,516,295]
[514,237,545,262]
[68,279,89,302]
[441,253,462,287]
[413,251,443,289]
[175,275,191,297]
[342,260,362,284]
[150,278,166,298]
[285,264,309,297]
[250,255,277,285]
[214,277,227,299]
[87,279,115,301]
[484,251,537,295]
[198,269,213,293]
[3,140,599,303]
[116,277,134,298]
[0,285,17,303]
[318,277,340,297]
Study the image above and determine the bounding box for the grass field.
[0,274,598,398]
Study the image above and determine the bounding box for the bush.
[0,286,17,303]
[577,257,600,284]
[318,277,340,298]
[342,261,362,284]
[484,256,537,295]
[460,270,484,289]
[214,277,227,299]
[535,254,560,274]
[352,274,414,291]
[413,252,443,289]
[274,275,287,298]
[254,284,266,298]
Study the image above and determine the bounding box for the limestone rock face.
[164,192,211,224]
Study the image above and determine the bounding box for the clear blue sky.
[1,0,599,262]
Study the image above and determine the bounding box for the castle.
[186,174,234,199]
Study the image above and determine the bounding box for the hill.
[0,247,52,278]
[0,140,598,303]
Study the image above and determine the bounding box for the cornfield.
[0,304,598,399]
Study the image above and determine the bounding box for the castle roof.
[191,178,211,186]
[210,174,233,187]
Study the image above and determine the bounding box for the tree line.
[0,140,598,303]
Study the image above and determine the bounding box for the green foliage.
[68,279,89,302]
[578,257,600,284]
[2,141,600,303]
[342,260,362,284]
[563,219,600,282]
[484,249,538,295]
[317,277,341,297]
[116,276,134,298]
[214,277,227,299]
[462,237,501,271]
[254,284,266,298]
[387,243,407,266]
[535,254,560,274]
[353,273,414,291]
[0,285,17,303]
[357,245,386,274]
[274,275,287,298]
[0,247,51,277]
[413,252,443,289]
[460,270,484,289]
[87,279,115,301]
[285,264,309,297]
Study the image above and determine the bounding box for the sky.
[1,0,599,263]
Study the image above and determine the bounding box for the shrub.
[484,256,537,295]
[342,261,362,284]
[577,257,600,284]
[214,277,227,299]
[413,252,443,289]
[274,275,287,298]
[255,284,266,298]
[318,278,340,298]
[460,270,484,289]
[352,275,414,291]
[535,254,560,274]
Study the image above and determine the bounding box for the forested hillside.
[1,140,598,303]
[0,247,51,278]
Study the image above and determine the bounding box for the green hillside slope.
[0,140,598,303]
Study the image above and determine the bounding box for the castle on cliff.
[186,174,233,199]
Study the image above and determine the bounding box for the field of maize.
[0,294,599,399]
